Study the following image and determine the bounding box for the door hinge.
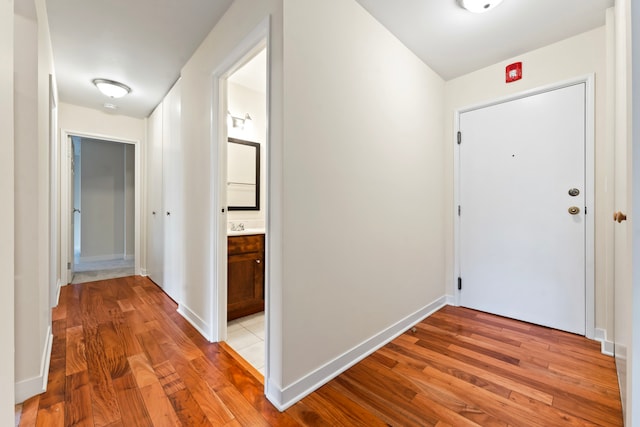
[67,262,71,270]
[458,277,462,290]
[458,205,461,216]
[457,131,462,145]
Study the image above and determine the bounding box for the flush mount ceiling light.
[92,78,131,98]
[457,0,504,13]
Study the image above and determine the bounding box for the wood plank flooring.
[20,276,623,426]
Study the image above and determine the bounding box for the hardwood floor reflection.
[20,276,623,426]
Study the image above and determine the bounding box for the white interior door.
[69,137,77,282]
[162,79,183,303]
[459,83,587,335]
[72,139,81,261]
[147,104,164,287]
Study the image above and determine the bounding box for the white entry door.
[459,83,587,335]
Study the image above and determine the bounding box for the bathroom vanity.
[227,233,265,320]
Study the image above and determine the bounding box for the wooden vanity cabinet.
[227,234,265,320]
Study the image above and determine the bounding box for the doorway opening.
[223,46,268,375]
[61,132,141,285]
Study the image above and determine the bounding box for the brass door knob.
[568,206,580,215]
[613,211,627,223]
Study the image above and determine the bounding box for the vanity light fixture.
[457,0,504,13]
[228,111,253,129]
[92,78,131,98]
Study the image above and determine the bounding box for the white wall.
[178,0,284,382]
[38,0,58,311]
[14,13,40,387]
[613,0,634,422]
[59,103,146,141]
[14,0,57,403]
[1,0,15,421]
[79,139,128,261]
[444,27,612,338]
[177,0,445,409]
[278,0,445,405]
[228,81,267,224]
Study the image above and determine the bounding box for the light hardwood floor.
[19,276,623,426]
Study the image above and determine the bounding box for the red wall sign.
[505,62,522,83]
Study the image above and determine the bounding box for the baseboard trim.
[15,327,53,403]
[78,254,125,263]
[594,328,614,356]
[177,304,212,341]
[265,295,449,411]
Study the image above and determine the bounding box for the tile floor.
[14,403,21,426]
[226,312,265,374]
[72,258,135,284]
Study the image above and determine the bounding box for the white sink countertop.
[228,228,265,236]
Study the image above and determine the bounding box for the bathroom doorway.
[222,44,268,376]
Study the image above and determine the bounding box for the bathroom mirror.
[227,138,260,211]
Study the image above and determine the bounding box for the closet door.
[162,80,183,302]
[146,104,164,286]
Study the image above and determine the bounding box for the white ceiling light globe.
[93,79,131,98]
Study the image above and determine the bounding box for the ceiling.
[46,0,233,118]
[46,0,614,119]
[355,0,614,80]
[229,49,267,95]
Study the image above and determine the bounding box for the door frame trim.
[209,18,269,341]
[60,130,142,285]
[208,16,271,384]
[453,74,595,339]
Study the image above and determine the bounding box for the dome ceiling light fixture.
[457,0,505,13]
[92,78,131,98]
